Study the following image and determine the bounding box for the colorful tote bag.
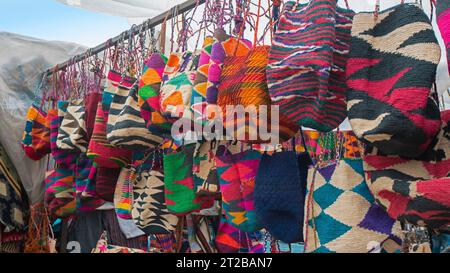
[346,3,442,158]
[216,149,263,232]
[95,167,121,202]
[138,53,172,137]
[74,155,104,212]
[44,168,76,218]
[436,0,450,75]
[85,92,102,141]
[107,82,164,150]
[87,70,132,168]
[255,151,312,243]
[160,51,200,121]
[304,158,403,253]
[92,232,146,253]
[215,218,265,253]
[267,0,355,132]
[113,167,134,220]
[57,99,89,153]
[190,36,214,123]
[192,141,222,197]
[21,104,51,161]
[163,144,212,215]
[363,110,450,229]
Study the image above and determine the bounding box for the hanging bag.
[192,140,223,197]
[44,168,76,219]
[74,155,105,212]
[346,2,442,158]
[21,104,51,161]
[57,98,89,153]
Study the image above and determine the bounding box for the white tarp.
[0,32,86,204]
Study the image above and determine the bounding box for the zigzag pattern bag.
[21,104,51,161]
[57,99,89,153]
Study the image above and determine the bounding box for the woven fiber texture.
[74,155,105,212]
[436,0,450,75]
[346,3,442,158]
[44,168,76,218]
[113,167,134,219]
[363,110,450,229]
[138,53,172,137]
[85,92,102,141]
[95,167,121,202]
[21,104,50,161]
[87,70,132,168]
[107,82,163,150]
[267,0,355,132]
[192,141,223,197]
[216,149,263,232]
[305,158,403,253]
[56,99,88,153]
[255,151,312,243]
[215,217,265,253]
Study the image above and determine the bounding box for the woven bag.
[85,92,102,141]
[87,70,132,168]
[363,110,450,229]
[304,158,403,253]
[21,104,51,161]
[24,204,51,253]
[192,141,222,197]
[215,217,265,253]
[346,3,442,158]
[95,167,121,202]
[436,0,450,75]
[57,99,89,153]
[113,167,134,219]
[267,0,354,132]
[138,53,172,137]
[216,149,263,232]
[91,231,146,253]
[74,155,105,212]
[107,82,164,150]
[44,168,76,218]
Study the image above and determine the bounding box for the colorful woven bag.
[160,51,201,122]
[192,141,222,197]
[74,155,104,212]
[138,53,172,137]
[95,167,121,202]
[163,144,212,215]
[114,167,134,219]
[44,168,76,218]
[267,0,354,132]
[91,231,147,253]
[346,3,442,158]
[304,158,403,253]
[87,70,132,168]
[107,82,164,150]
[363,110,450,229]
[21,104,51,161]
[57,99,89,153]
[215,218,265,253]
[216,149,263,232]
[436,0,450,75]
[85,92,102,141]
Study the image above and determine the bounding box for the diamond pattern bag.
[57,99,89,153]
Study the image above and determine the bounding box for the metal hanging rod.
[45,0,206,76]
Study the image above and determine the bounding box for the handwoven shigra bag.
[87,70,132,168]
[163,144,213,215]
[215,149,263,232]
[304,158,403,253]
[363,110,450,229]
[192,141,222,197]
[436,0,450,75]
[138,53,172,137]
[44,168,76,218]
[267,0,354,132]
[85,92,102,141]
[215,217,265,253]
[114,167,134,220]
[346,3,442,158]
[74,155,104,212]
[107,82,164,150]
[21,104,51,161]
[95,166,121,202]
[57,99,89,153]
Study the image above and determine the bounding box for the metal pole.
[45,0,206,76]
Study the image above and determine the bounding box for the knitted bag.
[85,92,102,141]
[163,144,212,215]
[74,155,105,212]
[132,163,178,235]
[138,53,172,137]
[192,141,221,197]
[436,0,450,75]
[48,103,78,167]
[255,150,312,243]
[304,158,403,253]
[215,218,265,253]
[21,104,51,161]
[107,82,164,150]
[267,0,355,132]
[191,36,214,123]
[160,51,200,121]
[363,110,450,229]
[44,168,76,218]
[91,231,146,253]
[346,3,442,158]
[216,149,262,232]
[87,70,132,168]
[113,167,134,219]
[57,99,89,153]
[95,167,121,202]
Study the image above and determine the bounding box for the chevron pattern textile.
[21,104,50,161]
[57,99,89,153]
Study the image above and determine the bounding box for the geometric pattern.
[21,104,50,161]
[305,158,403,253]
[57,99,89,153]
[436,0,450,75]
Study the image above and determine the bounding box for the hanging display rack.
[44,0,207,76]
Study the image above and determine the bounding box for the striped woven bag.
[114,167,134,220]
[44,168,76,218]
[87,70,132,168]
[267,0,354,132]
[21,104,51,161]
[57,99,89,153]
[346,3,442,158]
[74,155,105,212]
[436,0,450,75]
